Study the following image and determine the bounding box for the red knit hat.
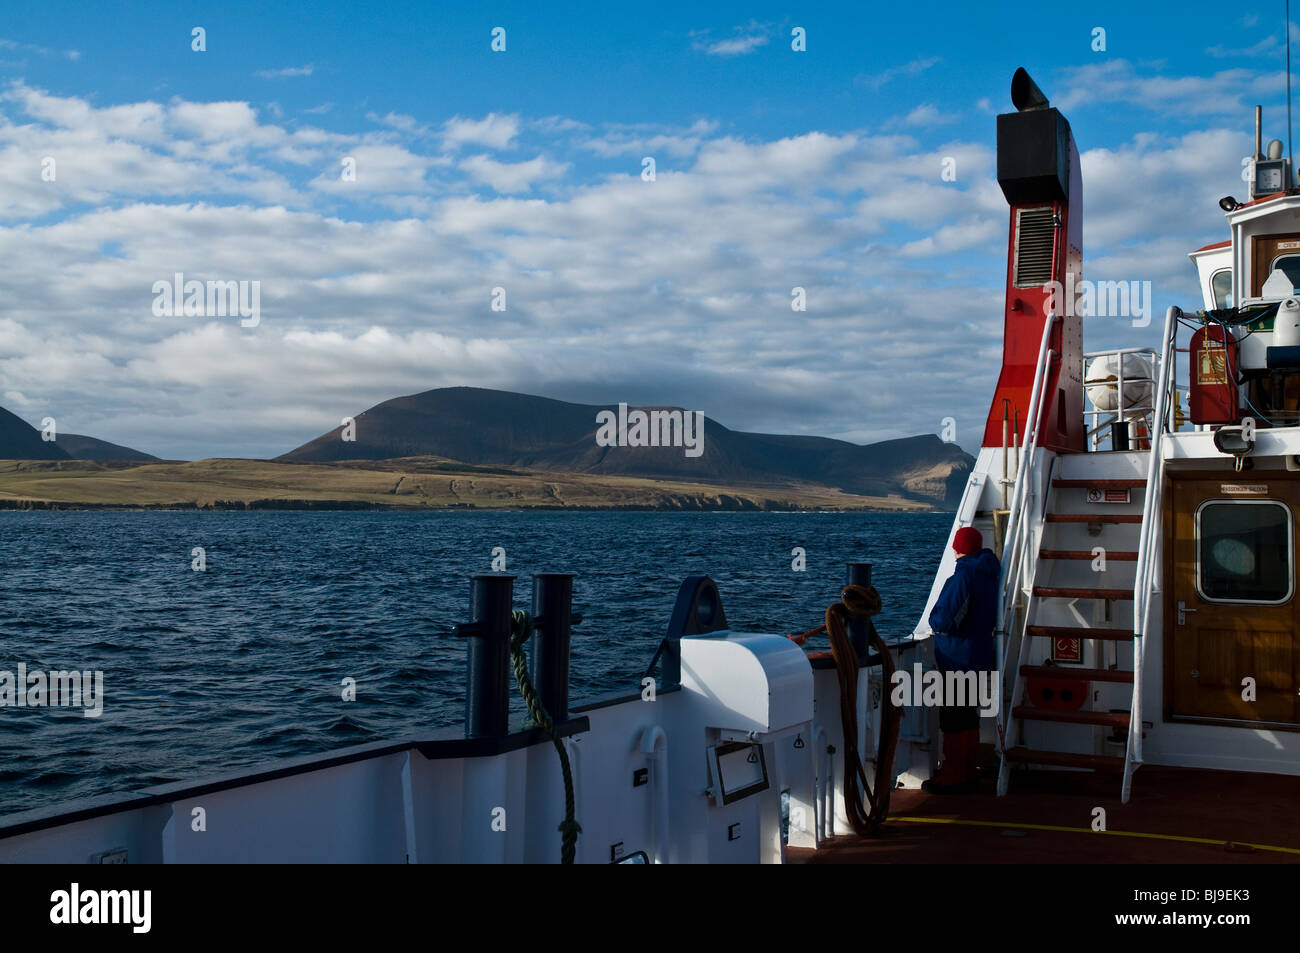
[953,526,983,556]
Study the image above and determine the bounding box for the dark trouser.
[939,701,980,733]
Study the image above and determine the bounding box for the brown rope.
[790,584,899,835]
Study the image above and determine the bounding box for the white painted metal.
[1124,306,1178,801]
[638,725,669,864]
[996,315,1059,796]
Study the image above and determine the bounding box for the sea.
[0,510,951,818]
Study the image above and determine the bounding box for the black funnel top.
[1011,67,1050,112]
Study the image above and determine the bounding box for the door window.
[1195,499,1293,604]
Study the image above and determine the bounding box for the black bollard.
[459,573,516,738]
[846,562,874,664]
[1112,419,1130,452]
[531,572,579,723]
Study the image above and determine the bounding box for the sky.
[0,0,1294,459]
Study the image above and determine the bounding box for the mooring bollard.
[531,572,580,723]
[457,573,516,738]
[846,562,874,664]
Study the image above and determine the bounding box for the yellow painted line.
[891,815,1300,856]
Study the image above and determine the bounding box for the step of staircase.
[1019,664,1134,684]
[1003,747,1125,772]
[1011,706,1130,728]
[1033,586,1134,600]
[1044,513,1143,524]
[1025,625,1133,642]
[1052,479,1147,489]
[1039,549,1139,561]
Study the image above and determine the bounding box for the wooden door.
[1167,475,1299,726]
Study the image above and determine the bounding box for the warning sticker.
[1086,488,1131,503]
[1278,240,1300,250]
[1198,342,1228,385]
[1220,484,1269,495]
[1053,637,1082,663]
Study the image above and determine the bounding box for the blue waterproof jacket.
[928,547,1001,672]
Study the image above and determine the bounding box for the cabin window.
[1269,254,1300,292]
[1210,269,1233,310]
[1195,500,1294,604]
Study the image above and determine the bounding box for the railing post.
[461,573,516,738]
[532,572,578,722]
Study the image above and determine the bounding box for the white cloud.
[691,22,771,57]
[255,64,314,79]
[577,119,718,159]
[894,104,960,128]
[441,113,519,150]
[1056,59,1279,116]
[368,111,429,135]
[459,154,568,193]
[855,56,940,91]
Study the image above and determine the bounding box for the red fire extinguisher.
[1189,323,1239,424]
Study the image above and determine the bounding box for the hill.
[0,408,157,461]
[0,406,69,461]
[279,387,972,507]
[56,434,159,462]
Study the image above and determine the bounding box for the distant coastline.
[0,458,949,513]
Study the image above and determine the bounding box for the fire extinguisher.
[1189,323,1239,424]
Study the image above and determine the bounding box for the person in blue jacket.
[922,526,1001,795]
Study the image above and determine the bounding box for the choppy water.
[0,510,950,818]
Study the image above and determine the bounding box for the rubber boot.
[923,730,978,795]
[922,729,971,794]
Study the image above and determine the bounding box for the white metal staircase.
[996,308,1178,803]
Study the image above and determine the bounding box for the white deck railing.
[1082,346,1160,451]
[995,314,1058,785]
[1122,305,1180,803]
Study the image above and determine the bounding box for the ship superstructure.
[917,70,1300,807]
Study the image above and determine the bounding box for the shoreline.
[0,498,952,513]
[0,457,959,513]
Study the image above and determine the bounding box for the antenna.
[1289,0,1294,178]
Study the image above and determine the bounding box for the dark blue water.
[0,511,950,818]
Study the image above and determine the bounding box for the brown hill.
[278,387,972,507]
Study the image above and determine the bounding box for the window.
[1269,254,1300,292]
[1210,268,1233,310]
[1196,500,1293,604]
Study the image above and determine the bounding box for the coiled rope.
[509,609,581,864]
[788,584,900,835]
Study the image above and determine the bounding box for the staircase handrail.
[1123,305,1179,801]
[996,314,1059,749]
[997,316,1058,650]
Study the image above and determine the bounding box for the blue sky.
[0,1,1295,458]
